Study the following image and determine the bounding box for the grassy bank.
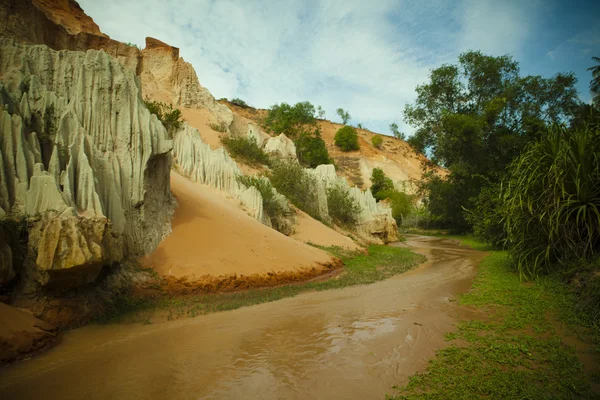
[100,244,425,324]
[388,238,600,399]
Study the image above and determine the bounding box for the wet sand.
[0,236,484,399]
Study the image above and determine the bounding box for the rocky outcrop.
[307,165,398,243]
[0,38,174,289]
[139,38,233,127]
[264,133,297,159]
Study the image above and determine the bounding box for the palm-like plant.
[588,56,600,106]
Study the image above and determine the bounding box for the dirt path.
[0,236,484,400]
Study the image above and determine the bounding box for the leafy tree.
[263,101,317,138]
[317,105,326,119]
[336,108,351,124]
[389,122,406,140]
[295,130,331,168]
[370,168,394,200]
[377,189,414,225]
[268,159,321,220]
[588,56,600,106]
[404,50,580,231]
[372,135,383,149]
[334,126,360,151]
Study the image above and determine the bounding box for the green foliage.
[316,105,326,119]
[209,122,227,132]
[236,175,291,233]
[404,50,580,231]
[389,122,405,140]
[262,101,318,138]
[230,98,249,108]
[357,123,364,129]
[588,56,600,106]
[294,130,332,168]
[326,183,362,226]
[145,100,183,136]
[336,108,351,124]
[464,183,506,247]
[371,135,383,149]
[221,135,271,167]
[267,159,321,219]
[377,189,413,225]
[502,124,600,279]
[370,168,394,200]
[334,125,359,152]
[125,42,141,50]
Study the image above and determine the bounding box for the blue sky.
[79,0,600,136]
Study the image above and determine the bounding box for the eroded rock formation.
[0,38,174,290]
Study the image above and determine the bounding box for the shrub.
[209,122,227,132]
[336,108,351,124]
[334,126,359,152]
[503,124,600,279]
[377,189,413,225]
[221,135,271,167]
[145,100,183,136]
[236,175,291,233]
[230,98,249,108]
[370,168,394,200]
[294,131,332,168]
[326,183,362,226]
[268,159,321,219]
[372,135,383,149]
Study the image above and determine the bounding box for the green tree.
[295,130,331,168]
[336,108,351,124]
[370,168,394,200]
[588,56,600,106]
[317,105,326,119]
[263,101,317,138]
[334,126,359,151]
[404,50,580,231]
[389,122,406,140]
[230,98,249,108]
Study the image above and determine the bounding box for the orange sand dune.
[142,172,337,279]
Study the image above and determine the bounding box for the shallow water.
[0,235,484,399]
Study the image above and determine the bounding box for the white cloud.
[78,0,538,136]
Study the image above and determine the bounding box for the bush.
[236,175,291,233]
[372,135,383,149]
[267,160,321,220]
[326,184,362,226]
[294,131,332,168]
[230,98,249,108]
[389,122,406,140]
[503,124,600,279]
[334,126,360,152]
[370,168,394,200]
[145,100,183,136]
[221,135,271,167]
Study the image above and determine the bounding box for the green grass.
[388,240,599,399]
[99,244,425,324]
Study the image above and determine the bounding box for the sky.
[79,0,600,136]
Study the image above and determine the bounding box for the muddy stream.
[0,236,484,399]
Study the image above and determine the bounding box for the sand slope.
[292,210,361,251]
[142,172,338,280]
